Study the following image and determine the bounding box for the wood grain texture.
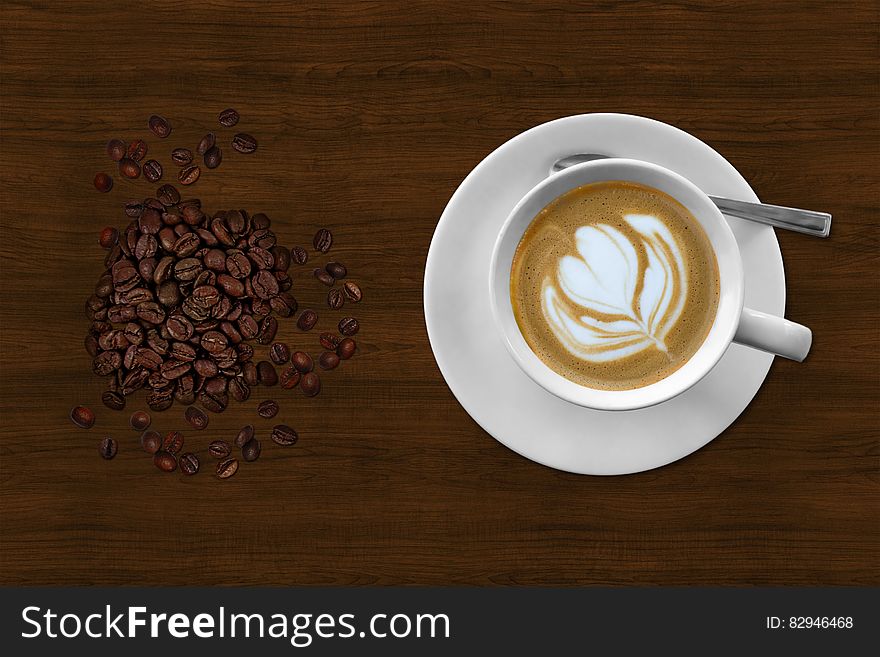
[1,0,877,586]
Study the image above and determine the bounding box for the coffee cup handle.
[733,307,812,362]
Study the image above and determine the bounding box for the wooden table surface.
[1,1,877,586]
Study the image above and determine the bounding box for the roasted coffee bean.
[220,320,243,344]
[135,234,158,260]
[102,390,126,410]
[256,316,278,345]
[270,292,297,317]
[270,245,291,272]
[280,366,300,389]
[257,361,278,386]
[130,410,151,431]
[178,165,200,185]
[313,228,332,253]
[93,350,122,376]
[204,376,228,397]
[252,269,279,300]
[160,359,190,380]
[143,159,163,182]
[235,425,255,448]
[70,406,95,429]
[107,138,127,161]
[124,200,144,217]
[216,457,239,479]
[204,146,222,169]
[301,372,321,397]
[218,108,240,127]
[171,148,194,166]
[209,440,231,459]
[271,424,298,446]
[119,158,140,179]
[232,133,257,153]
[104,243,123,268]
[228,376,250,402]
[147,388,174,411]
[179,452,200,475]
[199,390,228,413]
[238,314,259,340]
[338,317,359,336]
[241,438,261,462]
[342,281,363,303]
[248,246,274,270]
[269,342,290,365]
[257,399,279,419]
[197,132,216,155]
[166,315,195,341]
[137,302,166,325]
[236,341,253,360]
[175,375,196,405]
[141,430,162,454]
[174,257,203,282]
[319,332,341,350]
[127,139,148,161]
[242,361,259,386]
[157,281,181,307]
[185,406,209,430]
[94,172,113,193]
[297,309,318,331]
[99,437,118,459]
[85,334,100,357]
[314,268,335,286]
[138,257,157,280]
[226,251,251,279]
[319,351,340,370]
[157,184,181,207]
[200,330,228,354]
[99,226,118,249]
[326,262,347,279]
[148,114,172,138]
[290,245,308,265]
[327,288,345,309]
[154,450,177,472]
[162,430,184,454]
[336,337,357,360]
[291,351,313,373]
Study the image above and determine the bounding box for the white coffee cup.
[489,158,812,411]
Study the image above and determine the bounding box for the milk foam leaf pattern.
[541,214,687,362]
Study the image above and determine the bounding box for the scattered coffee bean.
[280,366,301,389]
[204,146,222,169]
[143,159,163,182]
[107,139,127,161]
[119,158,140,179]
[127,139,148,161]
[291,351,313,373]
[130,410,151,431]
[257,399,279,419]
[297,309,318,331]
[218,108,240,127]
[301,372,321,397]
[154,450,177,472]
[241,438,261,462]
[209,440,231,458]
[319,332,341,350]
[314,268,335,286]
[70,406,95,429]
[326,262,347,279]
[197,132,215,155]
[327,288,345,309]
[179,452,200,475]
[94,172,113,193]
[216,457,238,479]
[235,425,254,448]
[232,133,257,153]
[171,148,193,166]
[313,228,332,253]
[102,390,126,410]
[269,342,290,365]
[99,226,118,249]
[178,165,200,185]
[163,430,184,454]
[338,317,359,336]
[156,184,180,206]
[319,351,340,370]
[336,337,356,360]
[343,281,362,303]
[185,406,209,430]
[136,431,158,454]
[257,360,278,386]
[148,114,172,138]
[290,246,308,265]
[271,424,298,446]
[99,437,118,459]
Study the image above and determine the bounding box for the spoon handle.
[708,196,831,237]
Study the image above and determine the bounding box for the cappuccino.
[510,181,720,391]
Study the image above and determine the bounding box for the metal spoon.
[552,154,831,237]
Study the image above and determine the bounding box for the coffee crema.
[510,181,720,390]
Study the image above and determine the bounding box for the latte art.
[542,214,687,362]
[510,181,719,391]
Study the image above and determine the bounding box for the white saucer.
[424,113,785,475]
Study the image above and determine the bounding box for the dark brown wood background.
[1,1,877,586]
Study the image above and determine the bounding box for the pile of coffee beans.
[77,111,365,480]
